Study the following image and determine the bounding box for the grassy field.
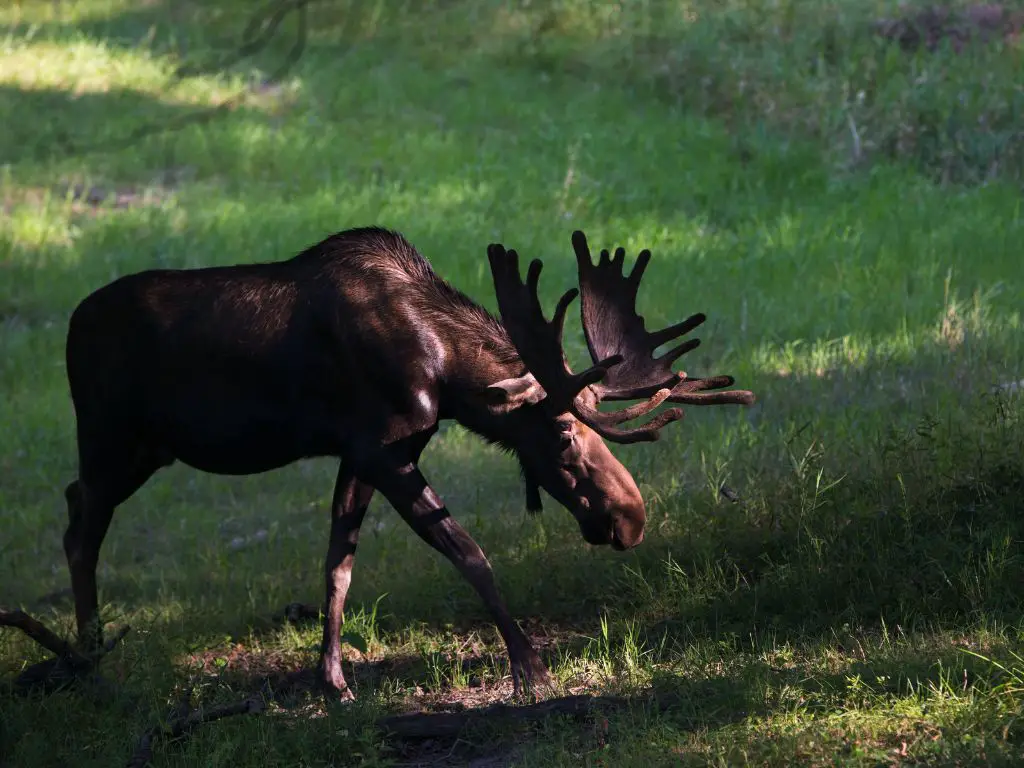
[1,0,1023,765]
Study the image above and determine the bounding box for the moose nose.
[611,519,644,551]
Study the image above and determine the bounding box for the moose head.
[480,230,756,551]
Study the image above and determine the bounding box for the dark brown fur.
[62,226,753,699]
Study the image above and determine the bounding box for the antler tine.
[486,242,622,414]
[665,374,756,405]
[573,400,685,444]
[626,247,649,285]
[671,389,756,405]
[579,386,674,427]
[673,374,736,391]
[647,312,706,352]
[598,374,757,405]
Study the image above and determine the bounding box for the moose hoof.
[335,686,356,703]
[319,665,356,703]
[321,682,356,704]
[510,650,555,698]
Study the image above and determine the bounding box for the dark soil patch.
[874,3,1024,53]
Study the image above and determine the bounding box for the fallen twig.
[0,610,87,665]
[126,695,266,768]
[1,608,130,692]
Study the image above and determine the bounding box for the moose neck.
[433,312,530,445]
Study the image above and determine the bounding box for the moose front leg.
[367,460,554,697]
[318,463,375,700]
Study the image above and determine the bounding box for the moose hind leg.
[64,446,164,655]
[318,463,375,700]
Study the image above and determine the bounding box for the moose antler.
[486,244,614,409]
[572,230,756,408]
[486,243,684,444]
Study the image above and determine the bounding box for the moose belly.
[147,389,344,475]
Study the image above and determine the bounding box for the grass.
[1,0,1023,764]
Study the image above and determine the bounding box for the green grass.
[1,0,1023,765]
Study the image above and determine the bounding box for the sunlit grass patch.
[0,37,249,102]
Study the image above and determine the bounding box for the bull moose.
[61,226,755,699]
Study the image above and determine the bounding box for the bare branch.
[127,696,266,768]
[0,610,87,665]
[2,609,131,693]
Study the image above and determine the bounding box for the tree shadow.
[0,0,812,236]
[1,87,163,164]
[6,625,997,767]
[0,1,298,83]
[0,2,325,178]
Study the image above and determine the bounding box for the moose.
[58,226,755,699]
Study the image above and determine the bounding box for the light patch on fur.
[421,326,448,377]
[415,389,434,414]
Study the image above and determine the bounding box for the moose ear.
[477,374,547,413]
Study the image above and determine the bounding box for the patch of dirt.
[163,625,628,768]
[399,676,519,714]
[874,3,1024,53]
[186,643,301,678]
[2,169,196,221]
[55,179,172,216]
[179,616,598,717]
[182,643,320,705]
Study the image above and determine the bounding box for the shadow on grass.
[10,340,1019,684]
[356,348,1022,651]
[0,85,207,167]
[6,630,1007,767]
[0,285,1021,766]
[0,0,829,237]
[13,319,1022,614]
